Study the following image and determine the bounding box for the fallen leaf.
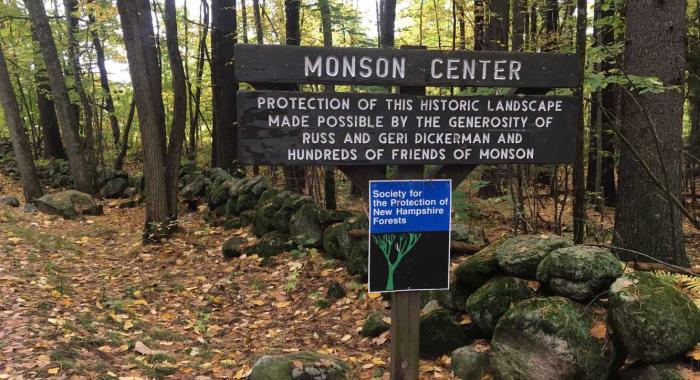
[590,322,607,339]
[686,343,700,360]
[48,368,59,375]
[134,341,158,355]
[340,334,351,342]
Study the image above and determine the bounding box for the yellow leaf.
[50,290,61,298]
[132,299,148,306]
[340,334,351,342]
[590,322,607,339]
[362,363,375,369]
[274,301,291,308]
[527,280,541,292]
[368,292,382,299]
[371,358,386,365]
[459,314,472,325]
[48,368,60,375]
[252,299,265,306]
[234,367,252,379]
[132,290,142,298]
[123,320,134,330]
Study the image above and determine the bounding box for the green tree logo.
[372,233,422,291]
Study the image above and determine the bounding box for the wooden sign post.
[233,43,581,380]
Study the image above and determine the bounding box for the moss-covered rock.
[319,209,353,226]
[608,272,700,363]
[256,188,279,209]
[424,278,473,312]
[537,246,623,301]
[419,308,481,358]
[248,352,352,380]
[321,216,368,277]
[451,343,492,380]
[208,180,234,209]
[253,203,277,237]
[453,246,504,290]
[239,210,255,226]
[465,277,536,336]
[290,203,323,245]
[179,173,207,201]
[491,297,612,380]
[494,235,572,279]
[35,190,102,219]
[222,236,246,258]
[619,362,686,380]
[247,231,292,258]
[360,311,389,338]
[100,177,128,199]
[322,222,349,259]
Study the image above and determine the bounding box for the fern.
[650,271,700,308]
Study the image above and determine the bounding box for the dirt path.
[0,175,456,380]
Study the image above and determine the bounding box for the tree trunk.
[252,0,264,43]
[117,0,172,242]
[319,0,336,209]
[30,26,65,160]
[614,0,688,266]
[586,0,617,206]
[241,0,249,43]
[512,0,526,51]
[25,0,93,194]
[282,0,306,192]
[164,0,188,218]
[88,0,120,146]
[544,0,558,49]
[64,0,96,186]
[188,0,209,161]
[211,0,239,173]
[0,43,43,201]
[114,99,136,171]
[485,0,509,51]
[572,0,587,244]
[380,0,396,48]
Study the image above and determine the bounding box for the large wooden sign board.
[238,91,577,165]
[234,43,581,380]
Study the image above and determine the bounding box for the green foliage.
[650,271,700,307]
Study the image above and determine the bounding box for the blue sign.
[368,179,451,292]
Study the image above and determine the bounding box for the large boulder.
[179,173,207,201]
[100,177,128,199]
[247,231,292,258]
[222,236,246,259]
[35,190,102,219]
[465,276,536,336]
[608,272,700,363]
[419,308,481,358]
[453,246,504,290]
[494,235,572,279]
[424,278,473,312]
[321,216,368,276]
[537,246,623,301]
[360,311,390,338]
[289,203,323,245]
[253,203,278,237]
[491,297,613,380]
[0,196,20,207]
[248,352,352,380]
[451,343,492,380]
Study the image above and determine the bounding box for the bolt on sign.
[235,44,580,166]
[368,180,451,293]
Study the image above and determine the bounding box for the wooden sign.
[237,91,577,165]
[368,180,452,293]
[234,44,580,88]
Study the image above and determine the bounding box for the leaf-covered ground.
[0,174,459,380]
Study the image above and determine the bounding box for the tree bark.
[379,0,396,48]
[572,0,587,244]
[282,0,306,192]
[87,0,120,146]
[252,0,264,43]
[164,0,188,218]
[117,0,172,241]
[586,0,617,206]
[64,0,96,186]
[474,0,484,50]
[614,0,688,266]
[485,0,509,51]
[512,0,526,51]
[0,43,43,201]
[211,0,239,172]
[240,0,249,43]
[319,0,336,209]
[25,0,93,194]
[114,99,136,171]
